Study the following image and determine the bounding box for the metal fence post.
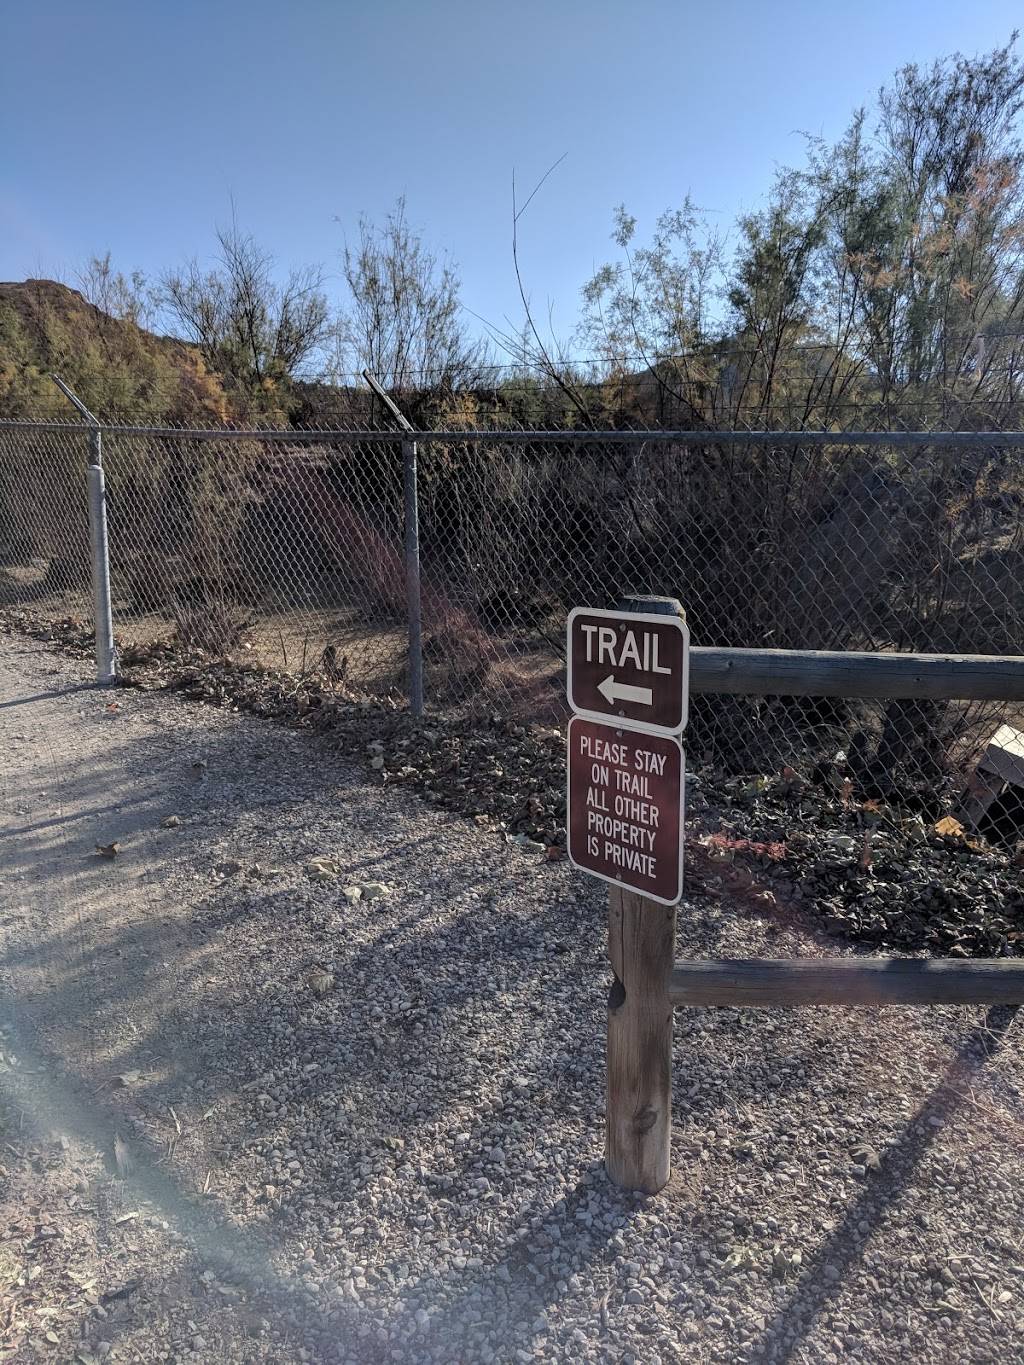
[362,370,424,716]
[402,437,424,716]
[52,376,117,684]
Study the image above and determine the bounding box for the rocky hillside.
[0,278,230,423]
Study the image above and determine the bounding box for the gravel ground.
[3,633,1024,1364]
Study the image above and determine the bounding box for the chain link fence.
[0,421,93,622]
[3,415,1024,809]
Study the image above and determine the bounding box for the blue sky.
[3,0,1021,365]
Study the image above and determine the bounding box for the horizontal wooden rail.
[668,958,1024,1008]
[689,647,1024,702]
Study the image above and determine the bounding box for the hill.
[0,279,230,423]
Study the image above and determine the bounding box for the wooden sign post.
[564,600,1024,1196]
[567,595,689,1193]
[606,883,677,1192]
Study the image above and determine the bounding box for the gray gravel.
[3,633,1024,1363]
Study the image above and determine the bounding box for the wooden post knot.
[633,1105,659,1136]
[608,977,626,1012]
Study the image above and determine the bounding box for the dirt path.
[0,639,342,1361]
[3,633,1024,1363]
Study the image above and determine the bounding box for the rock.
[827,835,856,855]
[307,857,340,883]
[510,833,545,853]
[308,968,335,995]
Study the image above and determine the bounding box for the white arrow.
[597,675,653,707]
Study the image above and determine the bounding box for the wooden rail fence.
[605,621,1024,1194]
[688,647,1024,701]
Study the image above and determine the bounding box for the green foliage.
[158,219,329,418]
[335,196,489,400]
[0,302,58,415]
[0,280,230,422]
[578,36,1024,428]
[4,38,1023,431]
[581,199,720,365]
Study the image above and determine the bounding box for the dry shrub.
[127,553,195,612]
[0,533,38,566]
[422,602,494,698]
[172,598,249,656]
[43,554,89,592]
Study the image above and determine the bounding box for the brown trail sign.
[566,596,689,1194]
[567,717,684,906]
[566,596,1024,1198]
[567,605,689,735]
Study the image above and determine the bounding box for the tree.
[159,217,330,411]
[579,36,1024,425]
[580,201,720,370]
[77,252,152,330]
[334,197,488,398]
[785,36,1024,410]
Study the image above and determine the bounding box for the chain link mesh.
[100,427,409,691]
[2,418,1022,806]
[0,422,93,625]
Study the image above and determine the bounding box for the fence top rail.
[3,421,1024,447]
[0,420,93,434]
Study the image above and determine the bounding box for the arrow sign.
[597,675,653,707]
[568,606,690,735]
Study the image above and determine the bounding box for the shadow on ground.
[4,663,1024,1360]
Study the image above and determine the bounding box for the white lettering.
[603,841,657,878]
[614,769,651,798]
[597,626,617,664]
[614,794,660,826]
[619,630,642,668]
[580,734,627,766]
[588,812,657,851]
